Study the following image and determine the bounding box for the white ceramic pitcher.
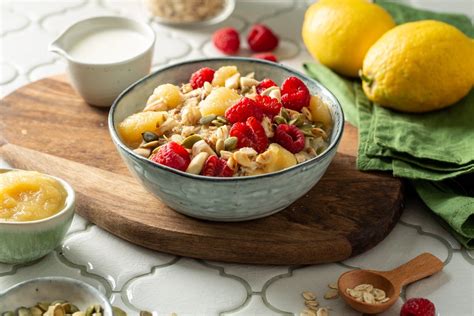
[49,16,155,107]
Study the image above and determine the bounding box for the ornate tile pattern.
[0,1,473,315]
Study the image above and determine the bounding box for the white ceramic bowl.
[49,16,155,107]
[0,277,112,315]
[109,57,344,221]
[0,169,75,264]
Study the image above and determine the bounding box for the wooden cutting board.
[0,75,404,265]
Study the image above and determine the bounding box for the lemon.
[361,20,474,113]
[302,0,395,77]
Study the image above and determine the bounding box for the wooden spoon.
[338,253,443,314]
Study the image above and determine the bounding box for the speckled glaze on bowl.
[0,277,112,315]
[0,169,75,264]
[109,57,344,221]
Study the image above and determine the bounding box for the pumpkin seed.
[72,312,85,316]
[216,116,228,124]
[17,308,32,316]
[323,289,338,299]
[142,131,159,143]
[139,312,152,316]
[273,115,287,125]
[280,107,290,120]
[112,307,127,316]
[224,137,238,151]
[141,140,161,149]
[211,119,223,126]
[181,134,202,149]
[85,306,94,316]
[37,303,50,312]
[289,114,305,127]
[199,114,217,125]
[29,307,43,316]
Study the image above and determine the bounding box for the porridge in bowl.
[118,65,333,177]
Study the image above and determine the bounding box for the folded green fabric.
[302,1,474,248]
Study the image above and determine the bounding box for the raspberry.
[225,97,264,123]
[280,76,310,111]
[255,95,282,119]
[212,27,240,55]
[151,141,190,172]
[247,24,279,52]
[256,78,277,94]
[201,155,234,177]
[190,67,215,89]
[400,298,435,316]
[252,53,278,62]
[230,117,268,153]
[274,124,305,153]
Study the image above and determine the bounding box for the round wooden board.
[0,76,404,265]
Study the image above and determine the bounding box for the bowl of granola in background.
[109,57,344,221]
[144,0,235,27]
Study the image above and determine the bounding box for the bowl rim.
[0,276,113,315]
[108,57,345,182]
[0,169,76,226]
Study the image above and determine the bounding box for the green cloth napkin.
[303,1,474,248]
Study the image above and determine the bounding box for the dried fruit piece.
[247,24,279,52]
[151,141,190,171]
[400,298,435,316]
[200,87,241,116]
[255,95,282,119]
[230,116,269,153]
[190,67,215,89]
[252,52,278,62]
[274,124,305,153]
[225,97,264,123]
[213,27,240,55]
[201,155,234,177]
[256,78,277,94]
[281,76,310,111]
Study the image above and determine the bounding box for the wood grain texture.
[0,76,404,264]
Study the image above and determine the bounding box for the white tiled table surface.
[1,0,473,315]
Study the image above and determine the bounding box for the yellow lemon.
[361,20,474,113]
[302,0,395,77]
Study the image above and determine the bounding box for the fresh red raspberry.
[256,78,277,94]
[212,27,240,55]
[252,53,278,62]
[247,24,279,52]
[225,97,264,123]
[201,155,234,177]
[190,67,215,89]
[255,95,282,119]
[400,298,436,316]
[280,76,310,111]
[274,124,305,153]
[230,117,268,153]
[151,141,190,172]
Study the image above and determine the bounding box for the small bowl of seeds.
[0,277,113,316]
[144,0,236,27]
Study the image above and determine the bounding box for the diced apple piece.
[212,66,238,87]
[146,84,183,110]
[200,87,241,117]
[309,95,332,131]
[259,143,297,173]
[118,111,167,147]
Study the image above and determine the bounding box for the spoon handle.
[384,253,444,288]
